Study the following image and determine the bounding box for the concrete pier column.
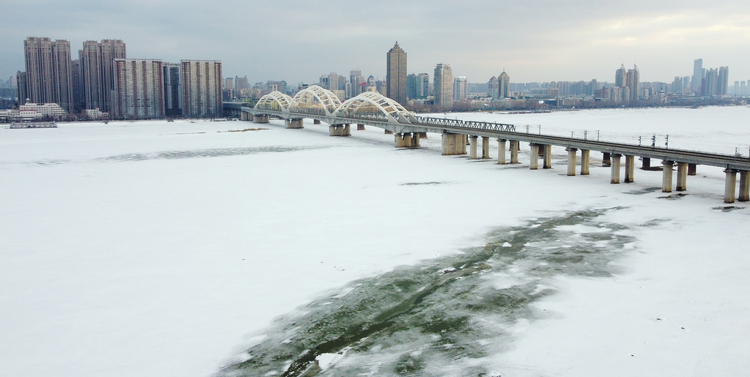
[395,133,419,148]
[739,171,749,202]
[510,140,519,164]
[459,135,467,154]
[253,115,269,123]
[530,144,539,170]
[662,161,674,193]
[624,155,635,183]
[481,137,490,159]
[611,154,621,184]
[418,132,428,139]
[385,130,393,134]
[642,157,651,169]
[581,150,590,175]
[357,124,365,130]
[469,136,479,159]
[676,162,688,191]
[567,148,577,176]
[542,145,552,169]
[725,169,737,203]
[602,152,611,167]
[688,163,697,176]
[285,118,304,129]
[442,133,456,155]
[329,124,351,136]
[313,119,321,125]
[497,139,507,164]
[241,112,249,121]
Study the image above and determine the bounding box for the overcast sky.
[2,0,748,85]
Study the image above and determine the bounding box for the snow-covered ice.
[1,107,749,376]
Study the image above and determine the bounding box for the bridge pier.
[253,114,269,123]
[530,144,539,170]
[497,139,507,164]
[567,148,577,176]
[611,154,621,184]
[725,169,737,203]
[395,133,420,148]
[357,124,365,130]
[469,136,479,159]
[542,145,552,169]
[739,171,749,202]
[241,112,250,121]
[642,157,650,169]
[602,152,611,167]
[482,137,490,159]
[581,149,590,175]
[676,162,689,191]
[329,124,351,137]
[285,118,304,129]
[385,130,393,134]
[624,155,635,183]
[313,119,321,125]
[418,132,428,139]
[441,133,467,155]
[688,163,697,176]
[662,161,674,192]
[510,140,519,164]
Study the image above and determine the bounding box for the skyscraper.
[181,60,222,118]
[453,76,467,101]
[488,76,499,99]
[386,42,407,105]
[692,59,703,94]
[615,64,627,88]
[416,73,429,99]
[498,71,510,98]
[718,66,729,96]
[80,39,126,112]
[22,37,74,111]
[626,65,640,101]
[434,63,453,109]
[113,59,164,119]
[350,70,365,97]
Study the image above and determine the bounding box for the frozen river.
[1,107,749,376]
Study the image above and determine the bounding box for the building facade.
[22,37,74,111]
[498,71,510,98]
[434,63,453,109]
[386,42,407,105]
[164,63,183,117]
[113,59,165,119]
[181,60,222,118]
[80,39,126,112]
[453,76,468,101]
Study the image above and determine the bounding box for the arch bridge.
[232,86,750,204]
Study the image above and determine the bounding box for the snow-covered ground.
[0,107,748,376]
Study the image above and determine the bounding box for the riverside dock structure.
[224,86,750,203]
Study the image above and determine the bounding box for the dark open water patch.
[98,145,332,162]
[218,208,635,377]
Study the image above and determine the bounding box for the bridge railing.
[416,117,516,133]
[334,110,392,123]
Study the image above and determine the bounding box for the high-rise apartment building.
[453,76,468,101]
[718,66,729,96]
[181,60,222,118]
[16,71,27,104]
[164,63,182,117]
[416,73,429,99]
[22,37,74,111]
[113,59,164,119]
[434,63,453,109]
[692,59,703,94]
[498,71,510,98]
[488,76,499,99]
[350,70,365,97]
[80,39,126,112]
[386,42,407,105]
[615,64,627,88]
[626,66,640,101]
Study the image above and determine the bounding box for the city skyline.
[1,1,748,85]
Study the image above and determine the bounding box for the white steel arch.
[290,85,342,115]
[334,91,417,123]
[255,91,293,111]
